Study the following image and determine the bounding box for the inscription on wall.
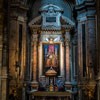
[46,17,56,22]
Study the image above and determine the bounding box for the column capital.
[31,34,38,44]
[30,28,38,34]
[65,29,70,32]
[65,40,70,47]
[65,30,70,40]
[87,15,96,20]
[65,36,70,47]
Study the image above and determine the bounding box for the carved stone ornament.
[82,80,96,99]
[65,37,70,47]
[32,34,38,44]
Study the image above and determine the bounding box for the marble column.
[31,34,38,90]
[32,34,38,82]
[60,42,64,77]
[64,31,71,89]
[65,40,70,82]
[39,42,43,77]
[0,0,10,98]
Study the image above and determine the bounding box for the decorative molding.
[39,4,63,13]
[18,16,25,22]
[29,16,42,27]
[29,15,75,31]
[75,0,95,11]
[61,16,75,26]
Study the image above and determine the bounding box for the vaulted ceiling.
[27,0,76,21]
[27,0,75,10]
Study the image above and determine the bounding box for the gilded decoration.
[80,79,96,99]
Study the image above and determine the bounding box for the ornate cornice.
[75,0,95,11]
[39,4,63,13]
[10,1,28,11]
[29,15,75,32]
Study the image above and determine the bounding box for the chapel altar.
[28,4,76,100]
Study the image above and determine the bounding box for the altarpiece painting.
[43,44,60,75]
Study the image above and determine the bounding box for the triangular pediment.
[29,16,42,27]
[29,3,75,29]
[61,16,75,26]
[29,15,75,28]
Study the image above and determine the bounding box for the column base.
[31,81,38,90]
[65,81,72,91]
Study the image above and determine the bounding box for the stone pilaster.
[0,0,9,99]
[9,1,28,99]
[77,20,83,79]
[9,16,18,79]
[1,20,8,100]
[0,0,4,98]
[76,0,96,78]
[97,0,100,100]
[75,0,96,99]
[86,16,96,79]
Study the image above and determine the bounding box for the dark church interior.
[0,0,100,100]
